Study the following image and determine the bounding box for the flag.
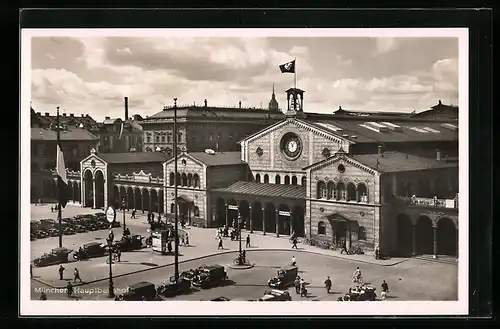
[279,60,295,73]
[56,112,69,209]
[119,121,124,140]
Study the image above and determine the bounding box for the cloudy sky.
[30,34,459,121]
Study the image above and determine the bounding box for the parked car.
[74,225,88,233]
[338,286,377,301]
[63,227,76,235]
[115,281,159,301]
[268,265,298,290]
[156,276,192,297]
[114,235,144,251]
[73,241,107,260]
[47,228,60,237]
[33,247,72,267]
[35,229,49,239]
[258,290,292,301]
[191,265,229,289]
[39,219,56,228]
[82,220,99,231]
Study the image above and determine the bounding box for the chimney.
[81,114,84,117]
[70,113,74,117]
[105,116,110,120]
[36,112,41,116]
[378,145,383,157]
[45,112,49,116]
[124,97,129,121]
[63,113,67,117]
[204,99,207,107]
[239,101,241,109]
[436,149,441,161]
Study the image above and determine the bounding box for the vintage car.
[258,289,292,301]
[338,286,377,301]
[210,296,232,301]
[34,229,49,239]
[47,228,60,237]
[115,281,159,301]
[33,247,72,267]
[156,276,192,297]
[63,227,76,235]
[39,219,56,229]
[268,265,298,290]
[191,265,229,289]
[73,224,88,233]
[30,220,41,232]
[73,241,107,260]
[114,234,144,251]
[82,220,100,231]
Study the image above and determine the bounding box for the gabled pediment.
[303,154,378,175]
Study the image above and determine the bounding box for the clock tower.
[285,88,306,119]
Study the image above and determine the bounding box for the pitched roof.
[213,181,306,199]
[97,152,171,164]
[189,152,244,167]
[146,106,285,121]
[31,128,98,141]
[103,118,121,125]
[351,152,457,173]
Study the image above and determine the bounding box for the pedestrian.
[73,268,82,283]
[242,249,246,263]
[300,278,307,297]
[185,235,189,246]
[324,276,332,294]
[147,212,151,222]
[341,240,348,254]
[108,229,114,242]
[50,206,53,213]
[39,292,47,300]
[246,234,251,248]
[58,265,65,280]
[66,282,73,298]
[381,280,389,293]
[292,237,298,249]
[131,210,136,219]
[116,248,121,262]
[291,255,296,266]
[294,277,301,294]
[181,235,185,246]
[218,237,223,250]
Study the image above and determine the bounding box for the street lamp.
[106,235,115,298]
[237,213,243,265]
[121,197,127,233]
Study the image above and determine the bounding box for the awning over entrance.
[324,212,354,221]
[177,195,194,203]
[213,181,305,199]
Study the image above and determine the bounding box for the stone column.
[433,225,438,259]
[412,224,416,256]
[71,182,75,202]
[225,203,229,228]
[117,186,121,207]
[81,181,85,207]
[157,191,161,213]
[92,178,96,209]
[289,211,293,236]
[249,206,253,233]
[141,190,144,213]
[356,187,359,202]
[275,209,279,238]
[262,207,266,235]
[78,183,81,204]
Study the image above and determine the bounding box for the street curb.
[32,248,408,289]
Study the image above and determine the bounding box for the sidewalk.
[32,225,408,289]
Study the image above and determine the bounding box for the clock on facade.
[281,132,302,159]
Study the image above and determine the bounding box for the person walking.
[324,276,332,294]
[246,234,251,248]
[39,292,47,300]
[185,235,189,247]
[291,255,296,266]
[381,280,389,300]
[58,265,65,280]
[292,237,298,249]
[116,248,122,262]
[294,277,301,294]
[131,209,136,219]
[341,239,348,254]
[218,237,224,250]
[66,282,73,298]
[73,268,83,283]
[300,278,307,297]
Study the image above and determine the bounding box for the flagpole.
[294,58,297,90]
[56,107,63,248]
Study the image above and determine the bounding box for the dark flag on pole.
[56,111,69,209]
[279,60,295,73]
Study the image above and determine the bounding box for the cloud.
[30,36,459,121]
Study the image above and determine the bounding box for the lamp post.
[121,197,127,233]
[237,213,243,265]
[173,98,179,282]
[106,235,115,298]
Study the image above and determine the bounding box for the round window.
[338,164,346,173]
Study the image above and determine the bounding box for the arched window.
[358,226,367,241]
[264,174,269,183]
[291,176,298,185]
[169,172,175,186]
[358,183,368,202]
[327,182,335,199]
[255,174,261,183]
[284,176,290,185]
[187,173,193,187]
[181,173,188,186]
[318,221,326,235]
[301,177,306,186]
[316,181,327,199]
[275,175,281,184]
[170,203,175,214]
[193,174,200,188]
[337,182,346,200]
[176,173,181,186]
[347,183,357,201]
